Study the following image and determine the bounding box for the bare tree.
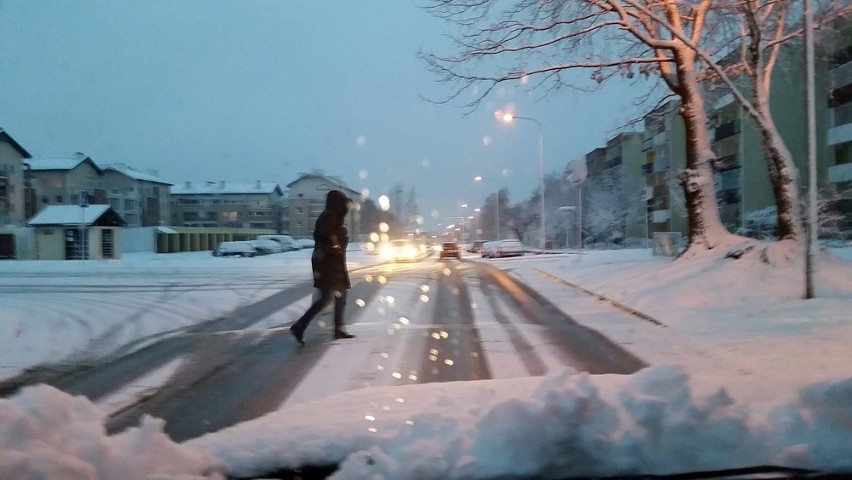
[423,0,736,256]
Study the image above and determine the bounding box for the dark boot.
[334,329,355,340]
[289,324,305,345]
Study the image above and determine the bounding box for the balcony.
[716,188,741,205]
[653,131,670,147]
[651,209,671,223]
[829,57,852,90]
[715,153,740,171]
[642,137,654,151]
[653,156,670,172]
[607,155,623,168]
[831,103,852,127]
[828,123,852,146]
[714,120,741,142]
[828,163,852,184]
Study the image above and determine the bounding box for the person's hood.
[325,189,351,216]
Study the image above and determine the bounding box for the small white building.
[28,204,126,260]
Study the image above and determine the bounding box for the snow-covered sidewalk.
[504,245,852,412]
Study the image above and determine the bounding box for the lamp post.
[474,175,500,240]
[496,111,545,250]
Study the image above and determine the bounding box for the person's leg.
[333,290,354,339]
[290,289,333,344]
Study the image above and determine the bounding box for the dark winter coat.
[311,190,352,290]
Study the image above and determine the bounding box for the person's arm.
[314,214,344,252]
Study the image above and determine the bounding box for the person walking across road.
[289,189,356,345]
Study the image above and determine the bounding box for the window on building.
[124,199,136,210]
[42,197,49,204]
[835,143,852,165]
[222,211,237,221]
[56,195,63,203]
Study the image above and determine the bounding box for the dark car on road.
[439,242,461,259]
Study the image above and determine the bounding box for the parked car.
[250,238,287,255]
[258,234,300,251]
[212,241,257,258]
[439,242,461,259]
[492,239,525,258]
[481,241,498,258]
[482,239,524,258]
[467,240,485,253]
[295,238,315,249]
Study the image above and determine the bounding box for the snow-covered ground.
[1,242,851,479]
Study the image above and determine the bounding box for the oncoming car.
[379,239,421,262]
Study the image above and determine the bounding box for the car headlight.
[379,245,395,260]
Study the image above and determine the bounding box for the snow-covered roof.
[28,204,112,226]
[0,128,32,158]
[170,181,283,195]
[286,173,360,197]
[103,163,172,185]
[26,155,101,173]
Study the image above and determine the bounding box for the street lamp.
[474,175,500,240]
[496,110,545,250]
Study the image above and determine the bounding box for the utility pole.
[804,0,818,299]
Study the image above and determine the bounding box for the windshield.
[1,2,851,479]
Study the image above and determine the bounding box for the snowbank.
[191,365,852,479]
[0,384,220,480]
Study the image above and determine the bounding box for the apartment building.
[827,31,852,230]
[702,45,833,233]
[170,180,285,230]
[582,133,646,244]
[26,154,107,212]
[641,100,688,236]
[101,164,172,227]
[286,173,362,239]
[0,129,31,227]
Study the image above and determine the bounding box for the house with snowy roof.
[170,180,285,231]
[27,204,126,260]
[0,128,33,259]
[286,172,362,239]
[101,163,173,227]
[25,153,105,210]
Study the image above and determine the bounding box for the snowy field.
[1,242,851,479]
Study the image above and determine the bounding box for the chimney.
[255,180,262,189]
[184,181,191,189]
[219,181,226,189]
[148,169,159,177]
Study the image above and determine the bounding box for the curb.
[532,268,666,327]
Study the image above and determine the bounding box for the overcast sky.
[0,0,649,231]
